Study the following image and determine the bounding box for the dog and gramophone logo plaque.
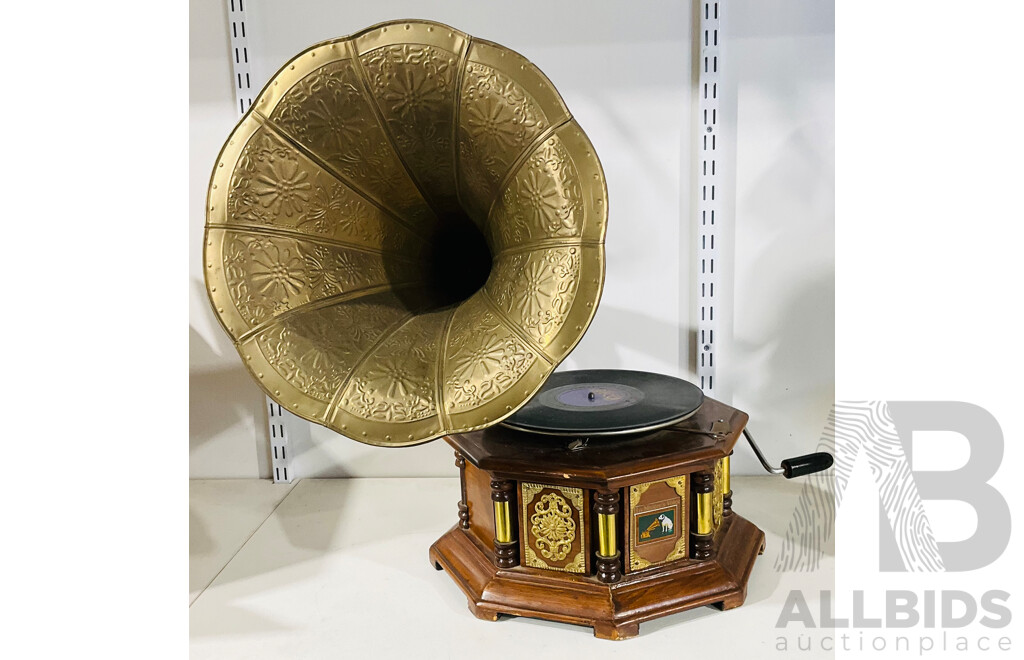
[628,476,689,571]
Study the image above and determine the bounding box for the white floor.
[189,479,295,604]
[190,476,833,658]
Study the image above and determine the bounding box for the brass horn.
[204,19,607,446]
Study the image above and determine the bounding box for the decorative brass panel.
[204,20,607,446]
[627,476,688,572]
[521,482,586,573]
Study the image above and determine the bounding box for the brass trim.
[697,491,713,536]
[723,455,731,494]
[597,512,617,558]
[493,500,512,544]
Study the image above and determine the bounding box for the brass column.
[593,491,622,583]
[490,479,518,568]
[690,470,715,560]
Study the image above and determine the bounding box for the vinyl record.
[501,369,704,436]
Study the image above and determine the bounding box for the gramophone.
[204,19,831,640]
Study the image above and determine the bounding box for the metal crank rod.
[742,428,833,479]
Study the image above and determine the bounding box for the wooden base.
[430,510,765,640]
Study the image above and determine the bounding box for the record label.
[542,383,645,411]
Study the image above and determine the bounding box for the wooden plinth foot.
[716,592,747,611]
[593,621,640,641]
[468,601,500,622]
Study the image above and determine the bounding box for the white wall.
[727,1,835,477]
[190,0,268,478]
[188,0,834,478]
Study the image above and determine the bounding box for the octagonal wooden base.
[430,511,765,640]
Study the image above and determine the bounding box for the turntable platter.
[501,369,703,436]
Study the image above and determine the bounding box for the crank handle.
[742,428,833,478]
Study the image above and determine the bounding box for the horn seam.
[451,37,473,221]
[206,223,427,263]
[495,238,603,258]
[479,288,555,366]
[235,282,418,345]
[483,116,574,233]
[346,39,449,225]
[434,307,458,432]
[252,110,432,243]
[323,312,419,423]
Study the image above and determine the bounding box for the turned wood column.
[490,479,519,568]
[691,470,715,560]
[593,490,622,584]
[454,451,470,530]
